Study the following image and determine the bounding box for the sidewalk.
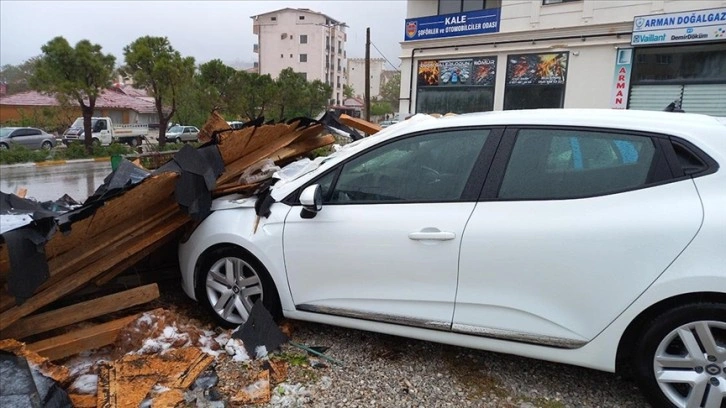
[0,157,111,169]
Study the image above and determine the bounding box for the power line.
[370,41,401,72]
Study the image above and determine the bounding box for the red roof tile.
[0,89,159,114]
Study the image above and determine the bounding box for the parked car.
[0,127,56,150]
[178,109,725,408]
[227,121,245,130]
[166,125,200,143]
[62,117,148,147]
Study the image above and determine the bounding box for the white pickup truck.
[62,117,148,147]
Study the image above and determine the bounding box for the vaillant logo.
[633,33,667,43]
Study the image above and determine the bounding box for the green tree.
[343,84,355,99]
[305,80,333,118]
[274,68,308,120]
[30,37,115,152]
[370,101,394,116]
[379,72,401,108]
[198,59,237,113]
[122,36,195,146]
[1,57,40,95]
[173,79,208,128]
[235,71,276,121]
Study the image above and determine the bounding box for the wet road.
[0,161,112,203]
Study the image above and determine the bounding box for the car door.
[453,127,703,347]
[11,129,36,148]
[283,128,499,329]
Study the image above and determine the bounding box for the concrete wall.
[347,58,386,98]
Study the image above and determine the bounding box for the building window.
[299,15,305,20]
[438,0,499,14]
[338,40,341,50]
[542,0,579,4]
[503,53,568,110]
[300,35,308,44]
[416,57,497,114]
[300,54,308,63]
[271,16,277,21]
[281,54,284,58]
[298,72,307,80]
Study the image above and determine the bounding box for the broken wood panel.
[0,213,189,331]
[212,183,259,197]
[68,394,96,408]
[270,134,336,163]
[0,201,179,314]
[27,314,139,361]
[166,347,215,389]
[217,127,258,164]
[1,284,159,340]
[97,359,158,408]
[150,389,185,408]
[217,126,320,185]
[197,111,231,144]
[43,173,178,260]
[0,338,71,384]
[340,113,382,135]
[239,124,297,157]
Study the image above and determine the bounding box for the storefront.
[625,7,726,116]
[415,57,497,113]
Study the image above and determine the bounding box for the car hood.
[210,194,258,211]
[64,127,83,136]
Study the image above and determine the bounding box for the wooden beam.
[339,114,382,135]
[27,314,138,361]
[68,394,96,408]
[0,213,189,331]
[1,284,159,340]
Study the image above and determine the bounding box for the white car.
[179,109,725,408]
[166,125,199,143]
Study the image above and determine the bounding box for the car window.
[169,126,182,133]
[183,128,191,133]
[13,129,31,137]
[499,129,656,199]
[27,129,42,136]
[326,129,489,203]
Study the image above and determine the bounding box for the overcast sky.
[0,0,407,70]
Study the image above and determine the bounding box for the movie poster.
[417,60,440,86]
[506,53,568,85]
[472,57,497,86]
[418,57,496,87]
[439,59,472,86]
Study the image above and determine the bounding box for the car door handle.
[408,229,456,241]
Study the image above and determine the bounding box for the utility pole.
[365,27,371,122]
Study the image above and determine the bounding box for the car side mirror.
[300,184,322,219]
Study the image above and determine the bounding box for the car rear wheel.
[176,137,182,144]
[633,303,726,408]
[195,246,281,328]
[41,141,52,150]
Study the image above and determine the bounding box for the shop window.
[416,57,497,114]
[438,0,499,14]
[543,0,580,4]
[632,44,726,85]
[503,52,568,110]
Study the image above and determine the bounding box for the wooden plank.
[1,284,159,340]
[0,201,179,314]
[217,126,316,185]
[69,394,96,408]
[27,314,138,361]
[340,114,382,135]
[0,213,189,331]
[269,134,336,163]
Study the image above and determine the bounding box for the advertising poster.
[417,60,440,86]
[418,57,497,87]
[506,53,568,85]
[472,57,497,86]
[439,59,472,86]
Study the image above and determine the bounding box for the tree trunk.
[81,104,94,155]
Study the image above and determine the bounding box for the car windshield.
[0,128,17,138]
[168,126,183,133]
[70,118,99,128]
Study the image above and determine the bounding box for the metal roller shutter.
[628,85,683,112]
[682,84,726,116]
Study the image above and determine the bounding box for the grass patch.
[0,145,52,164]
[272,351,309,367]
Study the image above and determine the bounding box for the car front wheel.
[633,303,726,408]
[195,246,281,327]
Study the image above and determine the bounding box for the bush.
[0,145,51,165]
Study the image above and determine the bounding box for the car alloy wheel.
[654,320,726,408]
[635,303,726,408]
[205,256,263,325]
[41,141,52,150]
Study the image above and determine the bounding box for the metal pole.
[365,27,371,122]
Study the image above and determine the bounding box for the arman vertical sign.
[611,48,633,109]
[404,9,501,41]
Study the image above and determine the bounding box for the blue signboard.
[404,8,501,41]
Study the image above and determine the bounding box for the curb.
[1,157,111,169]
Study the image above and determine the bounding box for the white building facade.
[399,0,726,116]
[347,58,386,98]
[252,8,347,105]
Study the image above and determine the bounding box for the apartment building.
[252,8,347,105]
[400,0,726,116]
